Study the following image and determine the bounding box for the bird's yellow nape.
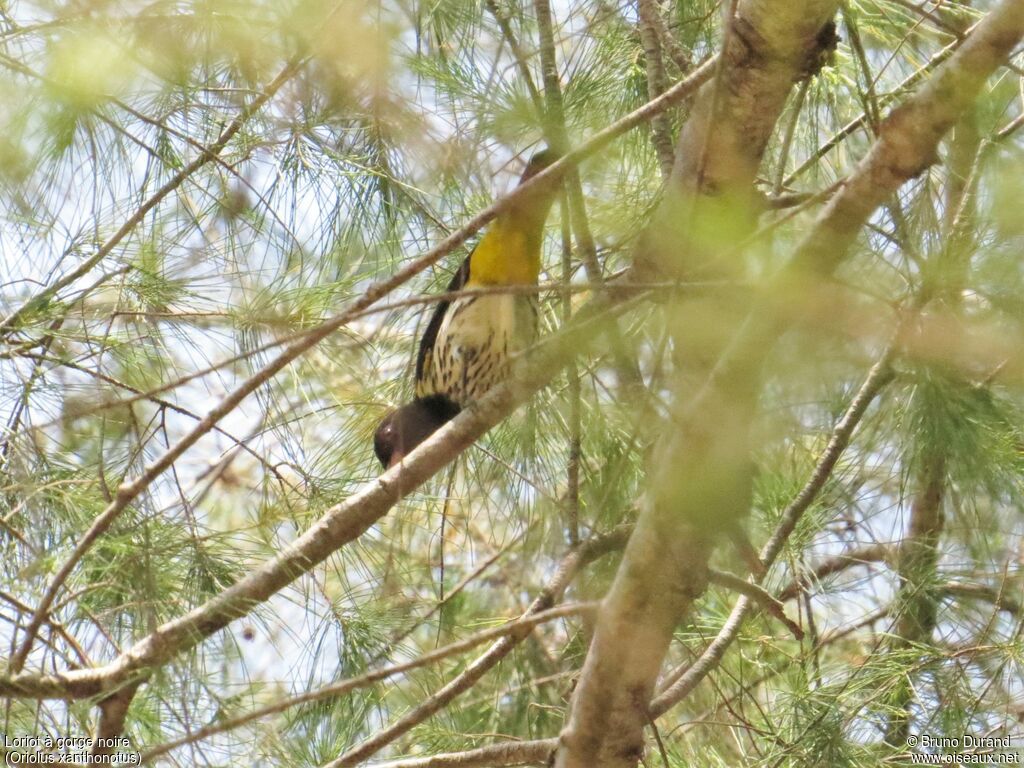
[464,150,560,286]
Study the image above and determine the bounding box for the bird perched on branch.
[374,150,560,469]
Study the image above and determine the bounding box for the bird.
[373,395,462,469]
[374,150,560,469]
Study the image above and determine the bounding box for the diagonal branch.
[774,543,894,602]
[368,739,559,768]
[7,56,717,675]
[707,568,803,640]
[651,353,895,714]
[787,0,1024,280]
[9,59,717,433]
[0,59,301,336]
[648,0,1024,714]
[554,1,843,764]
[4,56,295,671]
[555,1,1024,764]
[140,602,600,763]
[325,530,629,767]
[0,294,634,701]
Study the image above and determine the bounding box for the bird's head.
[519,148,559,182]
[373,396,462,469]
[508,148,561,225]
[465,148,563,286]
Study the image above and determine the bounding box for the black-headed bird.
[374,150,560,469]
[373,395,462,469]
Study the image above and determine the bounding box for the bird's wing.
[414,252,471,389]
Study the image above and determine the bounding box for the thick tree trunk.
[555,0,1024,764]
[553,2,842,765]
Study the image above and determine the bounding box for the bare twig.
[0,60,301,336]
[651,352,895,715]
[775,544,894,601]
[140,603,597,763]
[325,529,629,766]
[942,581,1024,617]
[707,569,804,640]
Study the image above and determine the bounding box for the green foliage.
[900,364,1024,500]
[1,0,1023,765]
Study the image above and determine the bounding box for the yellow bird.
[374,150,560,468]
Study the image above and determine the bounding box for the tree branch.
[533,0,650,398]
[5,57,300,672]
[0,297,633,701]
[707,568,803,640]
[787,0,1024,279]
[774,543,894,602]
[636,0,676,176]
[650,352,894,715]
[367,738,558,768]
[140,603,599,763]
[646,0,1024,730]
[554,1,844,764]
[326,530,628,766]
[7,45,723,678]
